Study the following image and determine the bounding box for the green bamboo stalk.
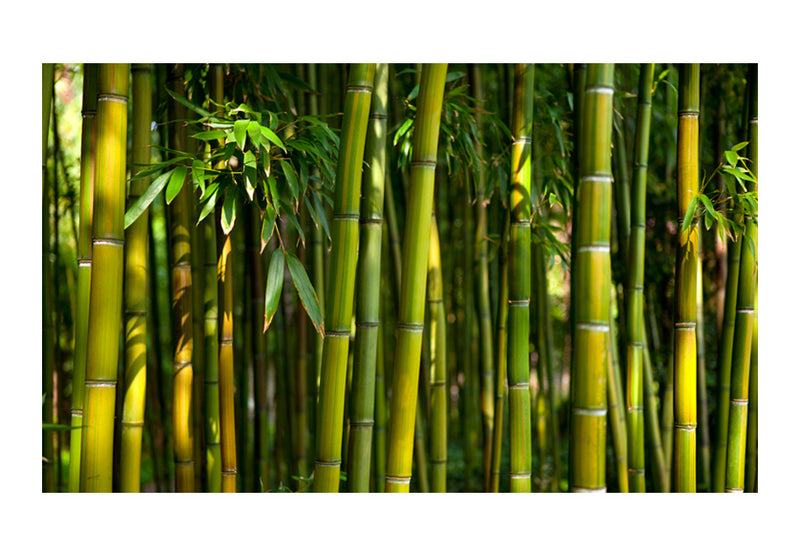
[233,220,249,491]
[203,63,224,493]
[696,225,711,491]
[168,64,195,492]
[661,330,674,489]
[311,64,326,399]
[42,63,55,492]
[374,239,389,492]
[428,215,447,492]
[672,63,700,493]
[744,286,757,492]
[507,63,534,493]
[725,64,757,493]
[625,63,654,493]
[642,327,668,491]
[219,228,237,492]
[570,63,614,493]
[68,63,97,493]
[384,64,447,493]
[712,234,740,491]
[608,286,628,492]
[346,63,387,492]
[119,64,152,492]
[314,63,376,492]
[80,63,129,492]
[470,64,495,493]
[490,213,510,492]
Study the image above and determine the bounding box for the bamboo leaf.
[724,150,738,166]
[281,160,299,198]
[193,130,227,141]
[166,88,211,118]
[191,159,206,195]
[263,248,284,331]
[197,189,217,224]
[166,165,188,205]
[234,120,248,151]
[247,120,262,148]
[731,141,748,152]
[285,252,324,337]
[124,169,174,229]
[221,187,237,234]
[697,193,717,218]
[261,203,277,253]
[260,125,286,151]
[681,195,699,235]
[131,156,190,180]
[393,118,413,146]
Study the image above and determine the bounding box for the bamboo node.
[346,86,374,94]
[580,174,613,183]
[396,323,424,333]
[93,238,124,247]
[749,117,758,124]
[509,383,529,390]
[576,245,610,253]
[585,85,614,95]
[576,322,609,332]
[512,136,532,145]
[508,299,529,307]
[674,322,696,329]
[410,160,437,168]
[571,486,607,493]
[314,459,342,467]
[122,421,145,428]
[333,213,360,221]
[730,398,749,406]
[385,475,411,484]
[736,309,755,314]
[356,320,381,328]
[573,407,607,417]
[325,330,351,338]
[725,488,744,493]
[98,93,128,104]
[348,420,375,428]
[360,216,383,225]
[85,380,116,388]
[509,472,532,478]
[674,424,697,431]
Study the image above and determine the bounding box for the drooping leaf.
[724,150,738,166]
[124,168,174,229]
[233,119,248,152]
[191,159,206,195]
[681,195,699,235]
[281,160,299,198]
[260,125,286,151]
[221,187,237,235]
[166,88,211,118]
[285,252,324,337]
[197,189,218,224]
[130,156,190,180]
[261,203,277,252]
[263,248,284,331]
[247,120,262,148]
[731,141,748,152]
[244,151,257,200]
[166,165,188,205]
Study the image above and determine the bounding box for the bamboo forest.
[42,62,761,497]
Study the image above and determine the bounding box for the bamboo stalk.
[314,63,376,492]
[385,64,447,493]
[661,330,674,489]
[249,206,269,491]
[744,286,757,492]
[168,64,195,492]
[68,63,97,492]
[42,63,55,492]
[625,63,654,492]
[80,63,129,492]
[119,64,152,492]
[428,215,447,492]
[347,63,387,492]
[470,64,495,492]
[725,64,757,493]
[490,213,510,492]
[570,64,614,493]
[507,63,534,493]
[672,63,700,492]
[696,225,711,491]
[219,227,237,492]
[608,286,628,492]
[642,327,668,491]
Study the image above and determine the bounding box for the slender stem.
[120,64,152,492]
[490,213,510,492]
[219,229,237,492]
[672,63,700,492]
[507,63,534,493]
[81,64,129,492]
[314,64,376,492]
[347,63,387,492]
[428,215,447,492]
[68,63,97,493]
[569,63,614,493]
[385,64,447,493]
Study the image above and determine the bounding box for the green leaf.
[165,165,188,205]
[394,118,413,146]
[724,150,738,166]
[261,203,277,252]
[197,189,218,224]
[281,160,299,198]
[166,88,211,118]
[247,120,262,149]
[221,187,237,235]
[234,119,248,152]
[263,248,284,332]
[312,192,331,240]
[244,152,257,201]
[124,169,174,229]
[697,193,717,218]
[285,209,305,244]
[731,141,748,152]
[286,252,324,337]
[130,156,190,180]
[681,195,699,235]
[191,159,206,195]
[193,130,227,141]
[260,125,286,151]
[704,210,713,230]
